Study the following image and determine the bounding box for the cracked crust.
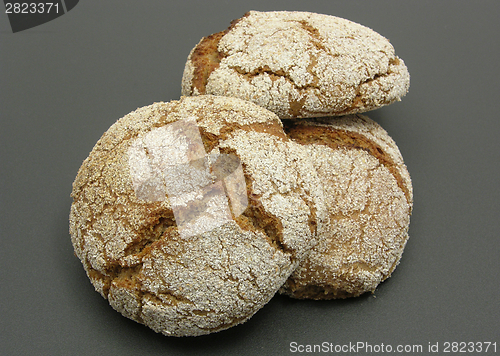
[279,114,413,299]
[181,11,410,119]
[69,95,323,336]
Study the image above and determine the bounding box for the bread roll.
[182,11,409,119]
[69,95,323,336]
[280,114,413,298]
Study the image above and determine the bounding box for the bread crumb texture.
[280,114,413,299]
[182,11,410,119]
[69,95,324,336]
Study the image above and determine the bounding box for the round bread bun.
[181,11,410,119]
[69,95,324,336]
[280,114,413,299]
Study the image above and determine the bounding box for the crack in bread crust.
[282,119,411,204]
[189,14,249,95]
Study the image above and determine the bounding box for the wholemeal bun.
[69,95,324,336]
[280,114,413,299]
[182,11,409,119]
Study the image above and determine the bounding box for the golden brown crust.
[188,14,249,95]
[190,31,226,95]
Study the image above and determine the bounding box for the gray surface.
[1,1,499,355]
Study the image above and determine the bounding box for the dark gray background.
[1,1,499,355]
